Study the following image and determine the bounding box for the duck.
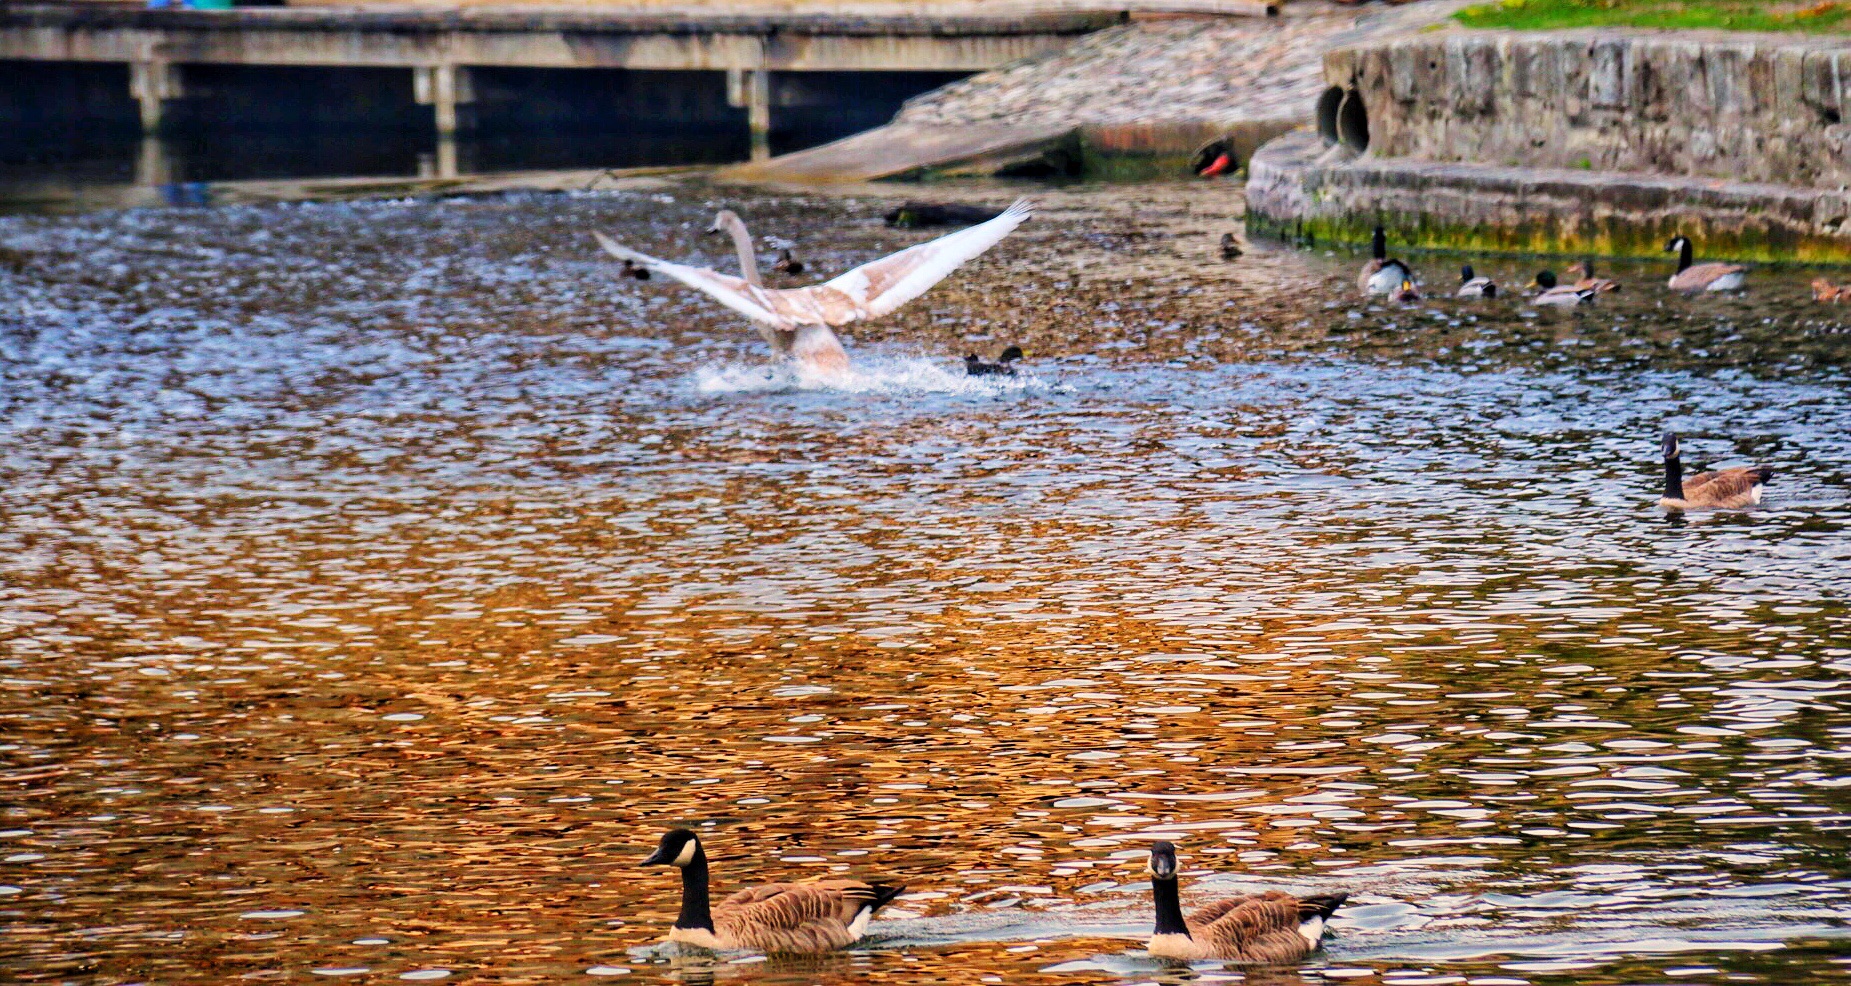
[1193,139,1236,178]
[1220,233,1243,261]
[1664,236,1747,293]
[1658,432,1773,511]
[883,201,1005,229]
[640,828,907,954]
[1564,260,1620,293]
[1526,270,1596,307]
[1456,264,1497,298]
[772,248,805,276]
[965,345,1024,377]
[1390,278,1421,303]
[1812,277,1850,302]
[621,258,651,282]
[1358,225,1414,296]
[1144,842,1347,963]
[598,199,1033,377]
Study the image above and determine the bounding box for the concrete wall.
[1320,29,1851,188]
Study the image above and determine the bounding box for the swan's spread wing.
[595,232,794,329]
[819,198,1033,321]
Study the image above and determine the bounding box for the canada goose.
[1658,432,1773,511]
[1456,264,1497,298]
[640,829,906,954]
[1564,260,1620,293]
[1526,270,1596,307]
[621,258,651,282]
[773,249,805,276]
[598,199,1032,376]
[1665,236,1747,293]
[884,201,1005,229]
[1813,277,1849,302]
[1358,225,1414,296]
[1193,139,1236,178]
[1220,233,1243,261]
[965,345,1023,377]
[1145,842,1347,963]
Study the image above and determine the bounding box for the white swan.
[596,199,1033,376]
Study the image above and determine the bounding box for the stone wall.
[1320,29,1851,188]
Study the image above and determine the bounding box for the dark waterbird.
[1659,432,1772,511]
[885,201,1006,228]
[965,345,1024,377]
[1144,842,1347,962]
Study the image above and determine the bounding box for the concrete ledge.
[1246,130,1851,262]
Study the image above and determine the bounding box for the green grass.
[1456,0,1851,33]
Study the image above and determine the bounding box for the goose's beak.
[640,846,673,866]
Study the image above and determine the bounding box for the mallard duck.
[1527,271,1596,307]
[965,345,1023,376]
[621,258,651,282]
[1665,236,1747,293]
[1220,233,1242,260]
[1390,278,1421,303]
[1658,432,1772,511]
[640,829,906,954]
[883,202,1004,229]
[1144,842,1347,963]
[1812,277,1849,302]
[1456,264,1497,298]
[1564,260,1620,293]
[598,199,1033,377]
[1358,225,1414,296]
[772,249,805,276]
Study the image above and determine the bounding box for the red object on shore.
[1198,152,1233,177]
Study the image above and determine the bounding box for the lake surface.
[2,183,1849,985]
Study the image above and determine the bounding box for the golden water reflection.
[2,183,1850,985]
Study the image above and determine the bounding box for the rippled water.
[3,183,1850,985]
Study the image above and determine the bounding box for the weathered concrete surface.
[1325,28,1851,188]
[722,120,1078,182]
[1247,130,1851,262]
[0,3,1117,70]
[732,0,1465,182]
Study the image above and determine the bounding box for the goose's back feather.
[1673,466,1772,509]
[1668,262,1747,293]
[1182,891,1321,963]
[711,880,899,953]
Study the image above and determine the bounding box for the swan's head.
[642,828,703,868]
[1147,842,1179,881]
[707,211,742,236]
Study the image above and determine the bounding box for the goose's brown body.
[1660,466,1773,510]
[1149,890,1331,963]
[691,880,899,953]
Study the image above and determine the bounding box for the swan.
[598,199,1033,376]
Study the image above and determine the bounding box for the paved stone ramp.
[727,0,1465,183]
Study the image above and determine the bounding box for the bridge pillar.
[415,65,476,136]
[726,66,772,162]
[129,61,181,134]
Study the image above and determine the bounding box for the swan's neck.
[674,849,716,932]
[1152,877,1190,937]
[1663,452,1684,500]
[721,215,761,286]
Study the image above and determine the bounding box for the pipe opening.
[1337,87,1369,154]
[1315,86,1344,146]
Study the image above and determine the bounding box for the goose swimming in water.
[598,199,1033,376]
[965,345,1023,377]
[1665,236,1747,293]
[1658,432,1773,511]
[1358,225,1414,296]
[1145,842,1347,963]
[640,829,907,954]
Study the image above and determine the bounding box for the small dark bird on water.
[885,202,1005,228]
[1220,233,1243,260]
[622,258,651,281]
[772,249,805,276]
[965,345,1024,377]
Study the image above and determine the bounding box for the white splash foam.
[693,355,1043,396]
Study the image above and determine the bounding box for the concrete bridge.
[0,3,1120,159]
